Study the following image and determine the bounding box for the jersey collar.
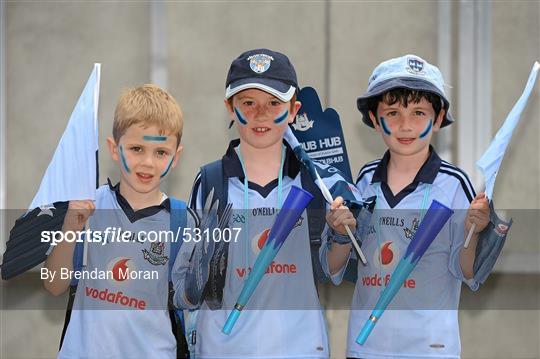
[371,146,442,208]
[222,139,301,179]
[221,139,301,198]
[107,178,170,222]
[371,145,442,185]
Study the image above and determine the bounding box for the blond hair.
[113,84,183,147]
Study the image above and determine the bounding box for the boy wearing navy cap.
[173,49,355,358]
[332,54,492,358]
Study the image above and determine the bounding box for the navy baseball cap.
[357,54,454,128]
[225,49,298,102]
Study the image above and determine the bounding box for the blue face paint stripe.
[143,135,167,142]
[161,156,174,178]
[380,117,392,136]
[273,109,289,124]
[419,119,433,139]
[119,146,130,173]
[234,107,248,125]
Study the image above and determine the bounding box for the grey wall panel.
[4,3,151,358]
[166,2,326,199]
[491,2,540,210]
[6,2,151,209]
[2,2,539,359]
[328,2,439,180]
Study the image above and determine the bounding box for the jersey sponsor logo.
[292,113,314,132]
[108,257,135,283]
[365,240,416,288]
[250,222,303,256]
[142,242,169,266]
[380,242,394,265]
[235,261,298,278]
[372,240,399,268]
[84,286,147,310]
[251,228,270,255]
[234,228,299,278]
[248,54,273,74]
[360,273,416,289]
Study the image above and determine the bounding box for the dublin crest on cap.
[225,48,298,102]
[357,54,454,128]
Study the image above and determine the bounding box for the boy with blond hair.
[44,84,196,358]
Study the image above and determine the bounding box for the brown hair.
[366,89,442,124]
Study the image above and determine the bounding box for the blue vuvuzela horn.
[222,186,313,335]
[356,200,453,345]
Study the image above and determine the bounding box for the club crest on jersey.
[142,242,168,266]
[407,57,425,75]
[37,203,55,217]
[292,113,314,132]
[248,54,273,74]
[403,217,420,240]
[495,223,509,236]
[294,216,304,229]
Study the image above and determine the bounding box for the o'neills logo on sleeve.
[85,287,147,310]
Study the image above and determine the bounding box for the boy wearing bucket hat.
[172,48,356,358]
[340,55,492,358]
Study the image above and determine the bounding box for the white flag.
[477,61,539,199]
[29,63,100,209]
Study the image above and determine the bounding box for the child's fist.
[62,200,95,232]
[465,193,490,234]
[326,196,356,235]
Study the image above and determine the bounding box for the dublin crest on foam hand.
[292,113,314,132]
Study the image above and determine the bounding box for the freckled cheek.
[235,107,259,122]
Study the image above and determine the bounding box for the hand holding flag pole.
[314,169,367,265]
[464,61,540,248]
[284,127,367,265]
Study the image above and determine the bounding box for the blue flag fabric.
[284,126,362,210]
[29,64,101,209]
[476,61,539,199]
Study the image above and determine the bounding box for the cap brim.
[357,77,454,128]
[225,78,296,102]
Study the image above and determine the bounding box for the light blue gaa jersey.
[173,141,331,359]
[346,148,478,359]
[58,182,196,359]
